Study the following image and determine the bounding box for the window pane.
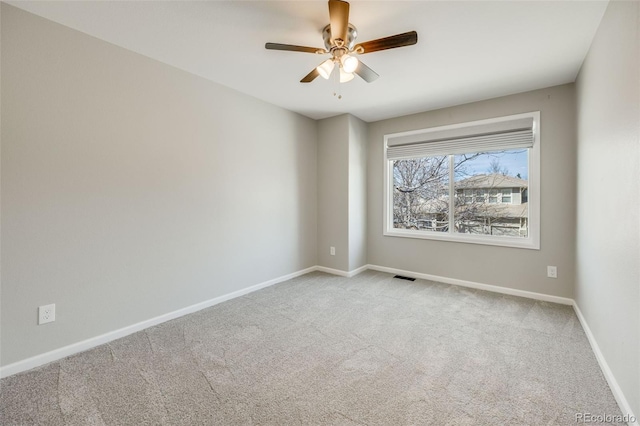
[501,188,512,204]
[489,189,498,203]
[393,156,449,232]
[463,189,473,204]
[453,149,528,237]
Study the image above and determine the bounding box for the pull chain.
[332,62,342,100]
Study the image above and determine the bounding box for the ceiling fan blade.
[265,43,324,54]
[355,31,418,54]
[354,60,379,83]
[300,67,320,83]
[329,0,349,46]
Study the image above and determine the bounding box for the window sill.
[384,228,540,250]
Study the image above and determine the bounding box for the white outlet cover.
[38,304,56,325]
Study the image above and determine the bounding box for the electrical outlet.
[547,266,557,279]
[38,304,56,325]
[330,246,335,256]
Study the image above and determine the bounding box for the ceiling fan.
[265,0,418,84]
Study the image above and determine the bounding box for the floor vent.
[393,275,416,281]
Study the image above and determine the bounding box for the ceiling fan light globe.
[341,54,358,73]
[317,59,335,79]
[339,68,355,83]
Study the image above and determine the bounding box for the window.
[384,112,540,249]
[463,189,473,204]
[501,188,512,204]
[488,189,499,204]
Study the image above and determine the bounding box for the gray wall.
[317,115,350,271]
[1,5,317,366]
[367,85,577,298]
[348,115,368,271]
[317,114,368,273]
[575,0,639,416]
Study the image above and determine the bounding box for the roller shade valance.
[386,116,535,160]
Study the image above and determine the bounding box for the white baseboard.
[0,266,317,379]
[2,263,635,426]
[366,264,574,305]
[572,303,638,426]
[315,266,351,277]
[363,264,635,425]
[315,264,368,278]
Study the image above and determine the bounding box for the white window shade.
[386,116,534,160]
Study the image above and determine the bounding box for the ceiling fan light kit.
[341,54,358,73]
[265,0,418,84]
[317,59,335,79]
[339,67,355,83]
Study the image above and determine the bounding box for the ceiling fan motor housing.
[322,23,358,51]
[264,0,417,84]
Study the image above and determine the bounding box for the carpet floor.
[0,271,623,425]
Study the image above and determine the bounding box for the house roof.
[455,174,528,190]
[457,203,529,219]
[418,198,528,219]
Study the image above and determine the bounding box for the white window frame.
[383,111,540,250]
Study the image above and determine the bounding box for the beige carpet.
[0,271,623,425]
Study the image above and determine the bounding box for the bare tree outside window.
[392,153,483,231]
[393,156,448,231]
[487,157,510,176]
[392,149,529,237]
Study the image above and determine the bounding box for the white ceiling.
[8,1,608,122]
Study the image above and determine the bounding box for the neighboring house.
[412,174,528,236]
[455,174,528,237]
